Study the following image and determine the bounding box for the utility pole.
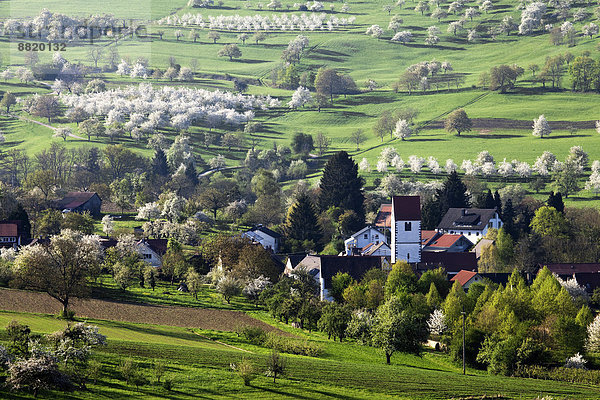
[461,305,466,375]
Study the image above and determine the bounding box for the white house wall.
[392,220,421,263]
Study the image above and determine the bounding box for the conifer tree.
[502,199,516,239]
[318,151,365,227]
[493,190,502,216]
[547,191,564,213]
[284,193,323,247]
[152,148,169,177]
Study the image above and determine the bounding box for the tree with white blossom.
[136,202,162,220]
[288,86,313,109]
[391,155,405,172]
[427,309,447,335]
[394,119,413,140]
[391,30,413,43]
[532,114,551,138]
[359,158,371,172]
[408,155,425,173]
[445,159,457,174]
[366,25,385,39]
[587,314,600,352]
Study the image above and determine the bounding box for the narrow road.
[9,113,85,140]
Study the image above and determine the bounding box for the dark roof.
[451,270,479,286]
[363,242,390,256]
[438,208,498,231]
[99,238,118,250]
[392,196,421,221]
[545,263,600,275]
[143,239,168,255]
[419,251,477,273]
[286,253,310,269]
[249,225,282,239]
[374,204,392,228]
[0,222,18,236]
[296,255,382,289]
[56,192,100,209]
[571,273,600,293]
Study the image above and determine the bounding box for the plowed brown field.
[0,288,279,332]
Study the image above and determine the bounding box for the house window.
[476,232,480,236]
[488,222,493,228]
[142,253,152,259]
[364,234,368,239]
[405,222,412,231]
[407,253,410,260]
[375,235,379,240]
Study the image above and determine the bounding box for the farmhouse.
[242,225,281,253]
[287,255,384,301]
[55,192,102,217]
[344,226,387,255]
[437,208,502,243]
[0,220,29,248]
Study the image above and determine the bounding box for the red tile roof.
[0,223,18,236]
[374,204,392,228]
[451,270,479,286]
[421,230,439,246]
[430,234,462,248]
[392,196,421,221]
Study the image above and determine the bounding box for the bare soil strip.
[0,288,280,333]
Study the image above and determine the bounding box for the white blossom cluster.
[59,83,279,132]
[518,2,546,35]
[157,13,355,32]
[1,9,121,41]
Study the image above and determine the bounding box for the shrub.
[231,357,256,386]
[163,378,173,391]
[118,359,148,388]
[239,326,267,346]
[7,356,72,396]
[264,332,323,357]
[265,351,286,383]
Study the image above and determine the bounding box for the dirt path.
[10,113,85,139]
[0,288,282,333]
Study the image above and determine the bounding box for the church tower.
[391,196,422,264]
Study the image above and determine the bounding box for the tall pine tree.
[284,193,323,248]
[318,151,365,225]
[548,191,564,213]
[476,189,495,209]
[152,148,169,177]
[493,190,502,217]
[437,171,470,216]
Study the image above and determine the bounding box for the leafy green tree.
[318,302,352,341]
[1,92,17,112]
[444,109,472,136]
[218,44,242,61]
[385,261,418,297]
[372,295,428,364]
[530,206,569,238]
[426,282,442,308]
[330,272,354,303]
[318,151,365,228]
[495,228,515,268]
[61,211,95,234]
[110,178,135,215]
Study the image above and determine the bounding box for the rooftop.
[392,196,421,221]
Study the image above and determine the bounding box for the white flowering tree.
[532,114,551,138]
[391,155,405,172]
[408,155,425,173]
[427,309,447,335]
[445,159,457,174]
[288,86,313,109]
[101,215,114,236]
[393,119,413,140]
[366,24,385,38]
[586,314,600,352]
[359,158,371,172]
[136,202,161,220]
[391,30,413,43]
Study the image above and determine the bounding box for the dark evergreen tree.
[502,199,517,240]
[480,189,495,209]
[318,151,365,223]
[152,148,169,177]
[437,171,470,217]
[284,193,323,248]
[493,190,502,217]
[184,161,199,186]
[85,147,101,172]
[8,203,31,239]
[421,198,442,230]
[548,191,564,213]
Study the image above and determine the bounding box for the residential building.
[451,270,484,290]
[242,225,282,253]
[421,230,473,253]
[0,220,28,248]
[437,208,502,243]
[288,255,383,301]
[362,242,391,257]
[344,226,387,255]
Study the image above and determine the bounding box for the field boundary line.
[190,330,254,353]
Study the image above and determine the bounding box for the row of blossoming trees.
[157,13,356,32]
[359,147,600,196]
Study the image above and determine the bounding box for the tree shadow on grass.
[408,138,447,142]
[236,59,270,64]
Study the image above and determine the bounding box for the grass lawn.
[1,309,600,399]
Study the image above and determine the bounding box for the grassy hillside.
[1,310,599,399]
